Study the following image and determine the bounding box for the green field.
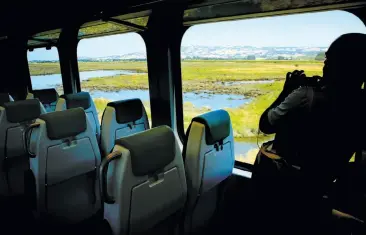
[30,60,324,139]
[28,61,148,75]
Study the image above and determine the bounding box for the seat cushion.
[40,108,87,140]
[115,126,175,176]
[107,99,144,124]
[4,99,42,123]
[32,89,59,104]
[104,125,187,234]
[192,109,231,145]
[61,92,91,110]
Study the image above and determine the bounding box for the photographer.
[252,33,366,235]
[259,70,323,167]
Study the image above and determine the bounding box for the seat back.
[0,93,14,106]
[0,99,44,196]
[27,88,59,112]
[183,109,235,232]
[55,92,100,141]
[29,108,101,223]
[101,126,187,235]
[100,99,149,156]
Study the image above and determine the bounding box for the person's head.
[323,33,366,92]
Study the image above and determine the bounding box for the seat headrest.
[115,125,176,176]
[192,109,231,145]
[40,108,87,140]
[107,98,144,124]
[60,92,91,110]
[3,99,42,123]
[32,89,59,103]
[0,93,12,106]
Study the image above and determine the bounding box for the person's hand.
[283,70,306,94]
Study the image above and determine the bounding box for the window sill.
[233,167,252,179]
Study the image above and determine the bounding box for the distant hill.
[78,52,146,62]
[30,46,328,62]
[180,45,327,60]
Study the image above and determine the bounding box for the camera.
[286,71,324,91]
[303,75,323,88]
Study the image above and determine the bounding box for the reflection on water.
[89,89,149,102]
[223,80,274,86]
[31,71,251,109]
[90,89,251,110]
[183,92,250,109]
[31,70,137,89]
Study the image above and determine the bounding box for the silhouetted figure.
[252,33,366,235]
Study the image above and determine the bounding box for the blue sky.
[28,10,366,61]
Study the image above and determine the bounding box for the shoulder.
[283,86,313,109]
[267,87,312,125]
[288,86,313,99]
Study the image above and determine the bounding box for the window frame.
[178,10,365,168]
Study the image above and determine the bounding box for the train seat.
[28,108,101,223]
[55,92,100,141]
[183,109,235,233]
[101,125,187,235]
[0,99,45,197]
[27,88,59,112]
[100,98,149,156]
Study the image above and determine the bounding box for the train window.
[27,47,63,92]
[77,33,150,121]
[181,10,366,165]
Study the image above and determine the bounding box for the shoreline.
[31,69,147,76]
[79,77,282,97]
[82,85,262,97]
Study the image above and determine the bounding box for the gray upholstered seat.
[55,92,100,141]
[101,125,187,235]
[0,99,45,197]
[28,108,101,223]
[183,109,235,233]
[27,88,59,112]
[100,99,149,156]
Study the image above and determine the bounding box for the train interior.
[0,0,366,234]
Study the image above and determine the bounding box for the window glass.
[27,47,63,93]
[77,33,150,122]
[181,10,366,165]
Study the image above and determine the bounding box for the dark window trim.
[235,160,253,171]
